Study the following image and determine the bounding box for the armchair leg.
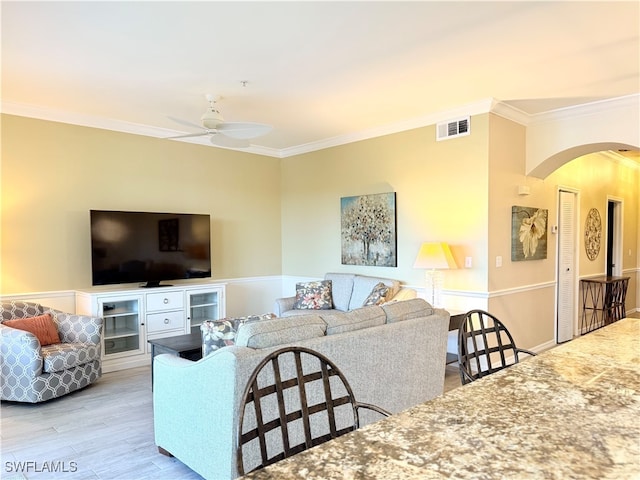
[158,446,174,457]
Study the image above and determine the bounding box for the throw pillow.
[201,313,276,357]
[362,282,390,307]
[382,287,417,304]
[293,280,333,310]
[4,313,61,346]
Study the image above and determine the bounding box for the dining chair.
[458,309,536,385]
[237,346,390,475]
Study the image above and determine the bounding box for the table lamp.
[413,242,457,307]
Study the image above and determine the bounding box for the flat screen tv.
[90,210,211,287]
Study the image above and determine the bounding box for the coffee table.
[148,332,202,388]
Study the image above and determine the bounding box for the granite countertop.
[241,317,640,479]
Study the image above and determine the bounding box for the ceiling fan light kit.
[201,108,224,129]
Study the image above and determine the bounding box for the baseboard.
[102,354,151,373]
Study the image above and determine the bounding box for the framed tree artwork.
[341,192,397,267]
[511,206,548,261]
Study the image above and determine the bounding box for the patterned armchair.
[0,301,102,403]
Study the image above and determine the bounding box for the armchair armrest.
[44,308,102,345]
[274,296,296,316]
[0,325,43,377]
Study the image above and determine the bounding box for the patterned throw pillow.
[293,280,333,310]
[201,313,276,357]
[4,313,61,346]
[362,282,390,307]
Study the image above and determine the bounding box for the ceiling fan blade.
[166,131,211,139]
[216,122,272,140]
[167,116,204,130]
[210,135,251,148]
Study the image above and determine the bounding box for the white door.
[557,190,576,343]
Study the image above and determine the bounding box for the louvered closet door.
[557,190,576,343]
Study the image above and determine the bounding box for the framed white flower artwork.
[511,206,548,261]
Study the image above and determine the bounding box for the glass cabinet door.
[99,296,144,357]
[187,289,222,334]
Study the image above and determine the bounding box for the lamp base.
[425,270,444,307]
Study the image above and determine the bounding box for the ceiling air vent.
[436,116,470,141]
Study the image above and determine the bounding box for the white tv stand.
[76,282,226,372]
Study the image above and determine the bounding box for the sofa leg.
[158,446,174,457]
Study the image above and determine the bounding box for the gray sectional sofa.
[153,298,449,480]
[275,272,416,316]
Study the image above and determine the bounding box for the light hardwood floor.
[1,366,204,480]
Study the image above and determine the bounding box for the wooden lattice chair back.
[237,346,389,475]
[458,309,536,385]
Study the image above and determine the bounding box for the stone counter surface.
[241,317,640,479]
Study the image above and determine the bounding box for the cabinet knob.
[164,318,170,324]
[163,298,169,304]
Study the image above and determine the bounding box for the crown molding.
[279,98,497,157]
[0,100,283,158]
[526,93,640,125]
[3,95,637,158]
[599,150,640,170]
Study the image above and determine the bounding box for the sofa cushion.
[293,280,333,310]
[382,298,434,323]
[324,273,355,311]
[320,306,386,335]
[201,314,276,357]
[235,316,327,349]
[41,343,101,373]
[349,276,400,310]
[362,282,390,307]
[4,313,60,346]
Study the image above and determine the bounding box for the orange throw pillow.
[4,313,61,346]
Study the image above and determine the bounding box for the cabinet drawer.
[146,311,185,334]
[146,291,184,312]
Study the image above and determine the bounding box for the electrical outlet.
[465,257,472,268]
[496,256,502,268]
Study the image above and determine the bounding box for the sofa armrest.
[153,349,241,480]
[274,296,296,316]
[0,325,43,377]
[44,308,103,345]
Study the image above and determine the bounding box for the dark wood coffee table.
[446,312,466,364]
[148,332,202,388]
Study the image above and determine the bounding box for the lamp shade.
[413,242,457,270]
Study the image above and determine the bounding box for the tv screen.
[90,210,211,287]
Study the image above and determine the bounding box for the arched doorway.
[530,144,638,341]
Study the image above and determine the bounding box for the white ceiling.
[2,1,639,157]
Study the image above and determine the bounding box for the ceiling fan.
[167,94,272,148]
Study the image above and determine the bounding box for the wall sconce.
[413,242,458,307]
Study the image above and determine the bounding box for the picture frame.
[341,192,397,267]
[511,206,548,261]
